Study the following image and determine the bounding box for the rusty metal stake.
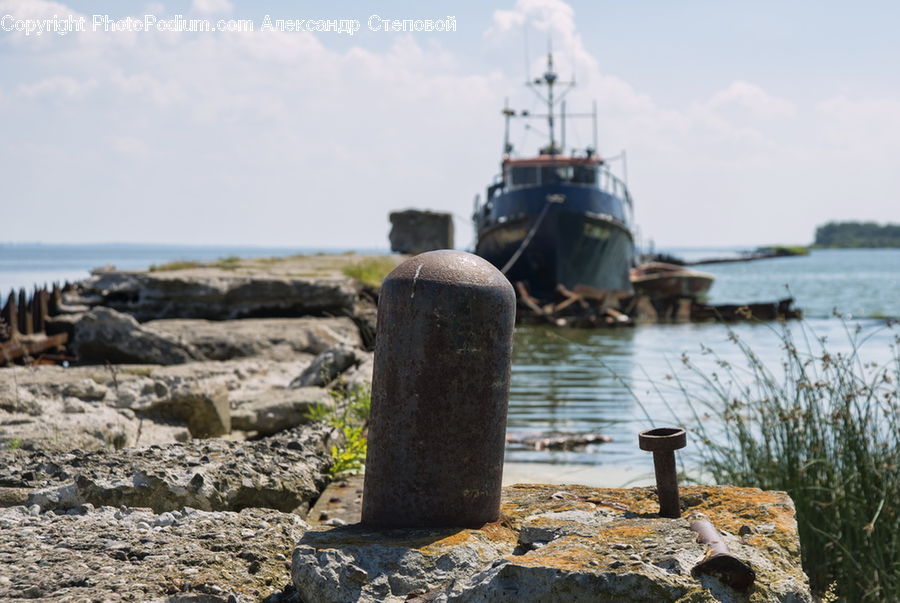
[361,250,516,528]
[638,427,686,518]
[690,519,756,592]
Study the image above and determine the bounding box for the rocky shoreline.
[0,253,812,601]
[0,254,391,601]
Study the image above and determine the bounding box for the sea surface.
[3,244,898,478]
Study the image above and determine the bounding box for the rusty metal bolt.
[638,427,687,518]
[690,519,756,591]
[361,250,516,528]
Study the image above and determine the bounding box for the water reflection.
[506,318,897,468]
[507,325,637,466]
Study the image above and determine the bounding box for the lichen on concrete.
[292,483,812,602]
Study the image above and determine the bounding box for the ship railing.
[597,166,633,208]
[501,164,632,204]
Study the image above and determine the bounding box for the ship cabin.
[486,153,632,206]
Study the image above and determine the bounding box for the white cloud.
[16,76,95,99]
[190,0,233,15]
[0,0,75,18]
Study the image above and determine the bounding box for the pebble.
[325,518,347,527]
[135,521,151,530]
[153,511,175,528]
[21,585,43,598]
[28,504,41,516]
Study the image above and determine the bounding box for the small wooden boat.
[630,262,714,300]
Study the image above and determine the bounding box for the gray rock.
[144,317,362,361]
[231,387,334,436]
[83,269,357,321]
[11,422,334,515]
[0,358,315,452]
[72,307,199,365]
[290,346,360,388]
[0,504,306,601]
[142,384,231,438]
[342,352,374,390]
[63,379,109,401]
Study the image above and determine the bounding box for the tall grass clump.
[674,321,899,600]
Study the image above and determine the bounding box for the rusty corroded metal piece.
[361,250,516,528]
[690,519,756,591]
[638,427,686,518]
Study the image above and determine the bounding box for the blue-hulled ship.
[473,53,635,301]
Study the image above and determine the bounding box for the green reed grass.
[672,320,899,600]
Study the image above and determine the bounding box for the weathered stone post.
[361,250,516,528]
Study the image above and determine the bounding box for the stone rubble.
[72,308,362,366]
[1,422,334,515]
[80,268,359,321]
[0,353,365,450]
[0,503,306,602]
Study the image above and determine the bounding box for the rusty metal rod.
[690,519,756,592]
[638,427,686,518]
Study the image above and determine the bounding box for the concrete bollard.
[361,250,516,528]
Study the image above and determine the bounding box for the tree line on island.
[814,221,900,248]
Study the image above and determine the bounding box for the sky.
[1,0,899,249]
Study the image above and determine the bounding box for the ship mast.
[525,51,575,156]
[545,52,557,152]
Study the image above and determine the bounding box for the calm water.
[688,248,900,319]
[3,244,898,470]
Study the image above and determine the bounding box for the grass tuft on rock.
[341,257,398,289]
[307,384,371,478]
[148,260,201,272]
[672,321,899,601]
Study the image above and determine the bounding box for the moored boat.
[630,262,714,300]
[472,53,635,302]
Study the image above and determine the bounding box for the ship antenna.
[561,99,566,154]
[522,38,575,156]
[502,98,514,155]
[545,50,556,153]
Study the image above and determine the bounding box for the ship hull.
[475,186,634,300]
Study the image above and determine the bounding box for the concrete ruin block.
[388,210,454,254]
[293,484,813,602]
